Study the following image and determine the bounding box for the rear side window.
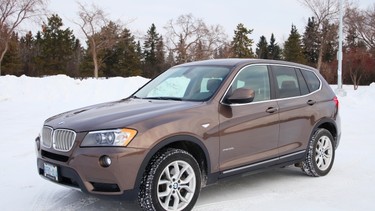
[272,66,301,98]
[301,69,320,92]
[296,69,309,95]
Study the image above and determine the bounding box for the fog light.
[99,155,112,168]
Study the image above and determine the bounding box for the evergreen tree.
[155,35,166,74]
[268,33,281,60]
[143,24,165,78]
[19,31,35,76]
[283,25,306,64]
[175,34,188,64]
[256,36,268,59]
[214,42,232,58]
[194,40,206,61]
[102,28,141,77]
[165,50,175,68]
[2,32,22,75]
[36,14,77,75]
[302,17,320,67]
[345,24,367,52]
[320,21,337,63]
[231,23,254,58]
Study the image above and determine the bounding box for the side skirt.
[218,150,306,179]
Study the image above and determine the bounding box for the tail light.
[333,96,339,110]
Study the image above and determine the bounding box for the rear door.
[270,65,319,156]
[218,65,280,172]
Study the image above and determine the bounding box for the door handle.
[266,107,278,113]
[307,100,316,106]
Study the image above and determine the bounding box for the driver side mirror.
[227,88,255,104]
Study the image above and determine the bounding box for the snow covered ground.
[0,75,374,211]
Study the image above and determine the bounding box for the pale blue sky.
[47,0,374,46]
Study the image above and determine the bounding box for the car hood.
[45,98,202,132]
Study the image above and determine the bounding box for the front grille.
[42,127,53,148]
[53,129,76,152]
[42,126,76,152]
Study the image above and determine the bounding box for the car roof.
[176,58,318,72]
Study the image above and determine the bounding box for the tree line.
[1,0,374,87]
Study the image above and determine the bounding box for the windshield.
[133,65,231,101]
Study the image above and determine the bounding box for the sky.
[45,0,374,46]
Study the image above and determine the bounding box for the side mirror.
[227,88,255,104]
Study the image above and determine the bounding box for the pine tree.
[36,14,77,75]
[256,36,268,59]
[155,35,166,75]
[194,40,206,61]
[2,32,22,75]
[321,21,338,63]
[175,34,188,64]
[283,25,306,64]
[231,23,254,58]
[268,33,281,60]
[143,24,165,77]
[165,50,175,68]
[19,31,35,76]
[302,17,320,67]
[103,28,141,77]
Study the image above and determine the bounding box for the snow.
[0,75,374,210]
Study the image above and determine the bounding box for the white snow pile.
[0,75,374,211]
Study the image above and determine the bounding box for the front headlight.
[81,129,137,147]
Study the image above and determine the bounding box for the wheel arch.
[134,135,211,190]
[312,118,338,148]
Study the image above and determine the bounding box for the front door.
[219,65,280,172]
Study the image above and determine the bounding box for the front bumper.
[36,138,147,198]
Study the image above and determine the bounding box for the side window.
[301,69,320,92]
[229,65,270,102]
[296,69,309,95]
[273,66,301,98]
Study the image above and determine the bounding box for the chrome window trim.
[220,63,322,107]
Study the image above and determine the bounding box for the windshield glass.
[133,65,231,101]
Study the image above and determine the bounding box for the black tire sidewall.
[151,149,201,211]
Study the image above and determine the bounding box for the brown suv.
[36,59,341,211]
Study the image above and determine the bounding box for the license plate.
[44,163,59,181]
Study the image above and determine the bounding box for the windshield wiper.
[131,95,142,99]
[142,97,183,101]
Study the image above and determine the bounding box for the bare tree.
[0,0,47,75]
[75,3,118,78]
[298,0,339,70]
[164,14,227,64]
[345,4,375,51]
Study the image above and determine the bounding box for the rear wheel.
[301,128,335,177]
[138,148,201,211]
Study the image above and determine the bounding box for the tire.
[138,148,201,211]
[301,128,335,177]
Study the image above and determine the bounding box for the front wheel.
[301,128,335,177]
[138,148,201,211]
